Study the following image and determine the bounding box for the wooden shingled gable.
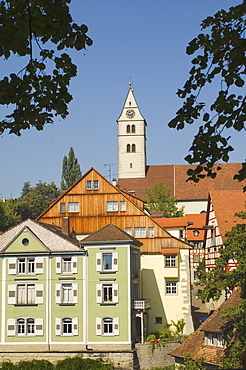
[37,168,191,254]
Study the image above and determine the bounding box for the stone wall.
[135,342,178,369]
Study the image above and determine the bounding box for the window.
[18,318,34,335]
[132,144,136,152]
[165,281,177,295]
[56,283,78,304]
[97,283,118,304]
[179,230,184,238]
[125,227,132,236]
[194,256,200,263]
[17,284,35,304]
[86,180,92,190]
[217,334,224,347]
[60,203,66,213]
[62,284,73,303]
[193,230,200,236]
[155,317,162,324]
[120,201,126,211]
[130,163,133,168]
[56,256,77,274]
[165,255,176,267]
[17,258,35,274]
[127,144,131,152]
[7,318,43,337]
[68,202,79,213]
[127,125,130,133]
[63,318,72,334]
[55,317,78,336]
[94,180,99,190]
[96,317,119,336]
[207,332,214,345]
[96,252,118,272]
[106,201,118,212]
[62,257,72,273]
[148,227,154,238]
[134,227,146,238]
[132,124,135,133]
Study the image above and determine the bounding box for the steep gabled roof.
[0,219,81,252]
[82,224,142,246]
[208,190,246,238]
[170,288,242,366]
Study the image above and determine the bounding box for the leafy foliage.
[0,0,92,135]
[0,198,21,232]
[144,182,184,218]
[168,1,246,186]
[17,180,60,220]
[196,209,246,368]
[60,147,82,190]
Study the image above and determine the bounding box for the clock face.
[126,109,135,119]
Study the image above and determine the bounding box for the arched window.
[62,317,72,334]
[17,317,35,335]
[132,144,136,152]
[126,125,130,133]
[132,124,135,133]
[126,144,131,153]
[103,317,113,335]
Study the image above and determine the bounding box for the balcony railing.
[134,299,151,310]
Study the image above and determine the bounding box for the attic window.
[22,238,29,246]
[193,230,200,236]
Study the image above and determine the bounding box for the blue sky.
[0,0,244,198]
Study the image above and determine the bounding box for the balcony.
[134,299,151,310]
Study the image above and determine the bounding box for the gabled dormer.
[117,85,147,179]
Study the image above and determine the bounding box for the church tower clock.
[117,85,147,179]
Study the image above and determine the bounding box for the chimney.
[62,217,70,236]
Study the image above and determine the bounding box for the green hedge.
[0,357,115,370]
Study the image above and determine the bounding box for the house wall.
[178,200,208,214]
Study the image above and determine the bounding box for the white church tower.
[117,85,147,179]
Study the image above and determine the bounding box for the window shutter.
[113,283,118,303]
[35,318,43,336]
[96,253,102,272]
[96,284,102,303]
[96,317,101,336]
[72,257,77,274]
[72,283,78,304]
[7,319,16,336]
[72,317,78,336]
[8,258,16,275]
[56,318,61,336]
[112,252,118,271]
[56,257,61,274]
[8,284,16,304]
[56,284,61,304]
[35,257,44,274]
[35,284,44,304]
[113,317,119,335]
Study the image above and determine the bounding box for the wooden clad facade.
[38,168,190,254]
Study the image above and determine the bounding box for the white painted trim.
[2,258,6,342]
[47,255,51,346]
[83,253,87,344]
[127,246,131,343]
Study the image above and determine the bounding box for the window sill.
[15,304,38,306]
[59,303,75,306]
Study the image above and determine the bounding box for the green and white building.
[0,219,143,353]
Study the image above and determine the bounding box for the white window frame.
[165,281,177,295]
[56,283,78,304]
[96,252,118,272]
[60,203,66,213]
[207,332,214,346]
[17,257,35,275]
[8,283,43,305]
[165,255,177,267]
[86,180,92,190]
[120,201,126,212]
[7,318,43,337]
[96,317,119,336]
[96,283,118,304]
[93,180,99,190]
[148,227,154,238]
[56,317,78,336]
[68,202,79,213]
[134,227,146,238]
[217,334,224,347]
[56,256,77,274]
[106,201,118,212]
[125,227,132,236]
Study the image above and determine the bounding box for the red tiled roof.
[118,163,246,201]
[209,190,246,238]
[170,288,242,366]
